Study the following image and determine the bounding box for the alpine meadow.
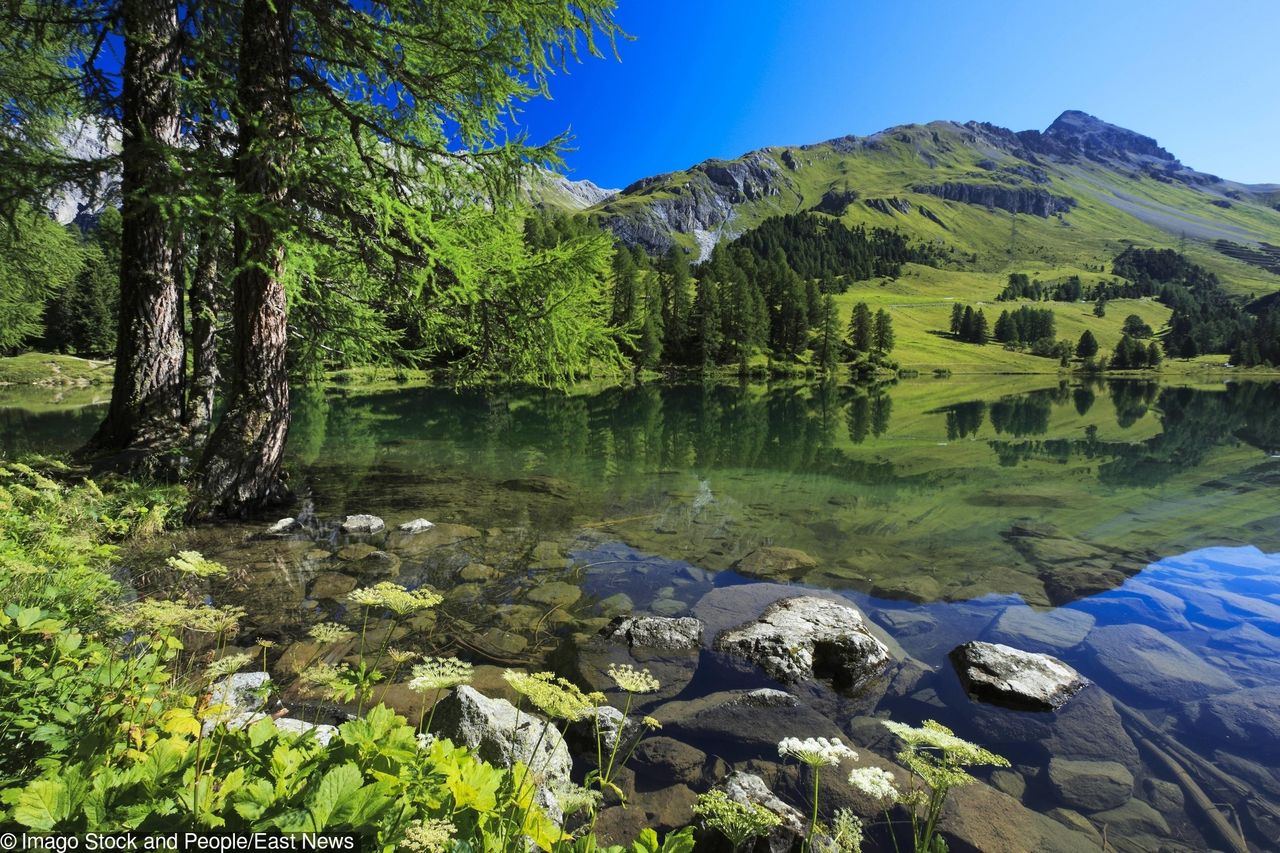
[2,3,1280,853]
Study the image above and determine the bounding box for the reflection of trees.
[987,383,1280,487]
[989,393,1052,437]
[943,401,986,440]
[1073,387,1095,416]
[0,406,104,456]
[1108,380,1158,429]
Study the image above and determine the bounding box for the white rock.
[266,517,299,534]
[397,518,436,534]
[340,514,385,534]
[949,641,1089,711]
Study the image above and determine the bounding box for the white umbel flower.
[847,766,900,804]
[778,736,858,767]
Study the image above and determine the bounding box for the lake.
[4,376,1279,851]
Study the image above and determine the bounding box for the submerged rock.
[1046,757,1133,811]
[632,736,709,787]
[1084,623,1238,703]
[1179,686,1280,760]
[265,517,299,535]
[732,546,818,579]
[340,514,385,534]
[603,615,703,651]
[655,689,840,756]
[984,606,1095,654]
[949,641,1089,711]
[939,780,1101,853]
[715,595,890,687]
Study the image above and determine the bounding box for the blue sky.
[515,0,1280,188]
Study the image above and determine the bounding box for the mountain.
[562,110,1280,298]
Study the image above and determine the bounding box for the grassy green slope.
[592,120,1280,372]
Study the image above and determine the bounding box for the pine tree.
[959,306,975,341]
[994,310,1014,344]
[1093,297,1107,317]
[692,275,723,368]
[972,309,990,345]
[1076,330,1099,358]
[873,309,895,353]
[814,296,842,373]
[611,246,639,329]
[951,302,965,335]
[1146,341,1163,367]
[660,246,692,363]
[849,302,873,353]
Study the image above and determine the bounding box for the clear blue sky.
[515,0,1280,189]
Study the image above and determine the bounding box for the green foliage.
[43,208,120,355]
[1076,330,1099,358]
[0,204,84,352]
[692,789,782,851]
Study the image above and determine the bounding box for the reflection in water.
[4,379,1280,850]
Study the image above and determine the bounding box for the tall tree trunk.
[82,0,185,457]
[187,123,221,437]
[189,0,293,518]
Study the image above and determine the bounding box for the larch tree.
[188,0,625,516]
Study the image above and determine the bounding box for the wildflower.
[778,736,858,767]
[503,670,595,721]
[408,657,474,692]
[606,663,661,694]
[693,789,782,850]
[300,662,345,691]
[830,808,865,853]
[554,783,603,818]
[308,622,355,644]
[115,600,245,636]
[387,648,419,665]
[881,719,1008,769]
[399,819,455,853]
[204,652,254,682]
[347,581,442,615]
[642,716,662,730]
[166,550,228,578]
[846,766,899,805]
[415,732,436,750]
[255,638,276,648]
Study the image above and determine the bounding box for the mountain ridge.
[547,110,1279,295]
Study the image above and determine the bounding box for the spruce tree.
[972,309,990,344]
[814,295,842,373]
[1076,330,1099,358]
[951,302,965,335]
[849,302,873,353]
[874,308,895,353]
[660,246,692,363]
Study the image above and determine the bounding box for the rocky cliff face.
[912,183,1076,217]
[596,151,788,256]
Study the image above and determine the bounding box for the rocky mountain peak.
[1042,110,1177,164]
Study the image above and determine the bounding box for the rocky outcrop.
[949,641,1089,711]
[813,188,859,215]
[715,596,891,687]
[1041,110,1178,164]
[603,615,703,651]
[912,182,1075,217]
[864,196,912,215]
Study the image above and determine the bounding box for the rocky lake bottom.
[5,377,1280,851]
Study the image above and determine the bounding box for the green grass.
[0,353,114,386]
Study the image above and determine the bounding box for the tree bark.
[187,123,221,437]
[188,0,293,518]
[82,0,185,457]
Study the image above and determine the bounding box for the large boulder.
[603,615,703,651]
[430,686,571,789]
[1084,624,1238,703]
[1046,757,1133,812]
[949,641,1089,711]
[715,596,890,687]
